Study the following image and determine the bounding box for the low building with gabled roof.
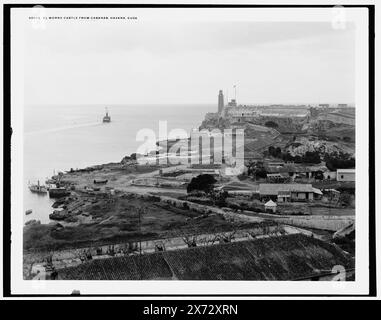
[264,199,277,212]
[259,183,322,202]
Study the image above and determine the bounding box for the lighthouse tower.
[218,90,224,114]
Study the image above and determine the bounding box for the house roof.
[323,189,341,194]
[265,200,277,207]
[278,190,291,196]
[265,164,327,174]
[259,183,315,195]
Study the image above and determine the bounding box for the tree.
[268,146,282,158]
[294,155,302,163]
[187,174,217,194]
[282,152,295,162]
[247,161,267,180]
[180,227,200,248]
[324,152,355,171]
[302,151,321,164]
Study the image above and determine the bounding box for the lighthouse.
[218,90,224,114]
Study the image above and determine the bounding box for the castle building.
[227,99,237,107]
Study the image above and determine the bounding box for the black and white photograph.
[2,1,377,299]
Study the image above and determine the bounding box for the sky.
[23,13,356,105]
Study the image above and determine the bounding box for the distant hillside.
[198,111,355,159]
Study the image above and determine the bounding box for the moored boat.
[49,187,70,198]
[28,181,47,194]
[25,209,32,215]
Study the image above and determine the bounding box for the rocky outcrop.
[256,116,306,133]
[199,117,231,131]
[49,210,70,221]
[285,137,355,157]
[25,220,41,226]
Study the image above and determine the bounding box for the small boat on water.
[25,209,32,215]
[103,107,111,123]
[28,181,47,194]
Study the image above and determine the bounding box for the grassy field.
[23,194,240,252]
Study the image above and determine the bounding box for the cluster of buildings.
[216,89,310,121]
[217,158,355,214]
[218,89,309,117]
[194,91,355,210]
[263,161,355,182]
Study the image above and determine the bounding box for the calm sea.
[24,104,215,224]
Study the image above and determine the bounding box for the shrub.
[187,174,217,194]
[265,121,279,128]
[302,151,321,164]
[324,152,355,171]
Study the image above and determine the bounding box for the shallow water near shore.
[24,104,214,224]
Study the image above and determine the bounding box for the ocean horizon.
[24,104,215,223]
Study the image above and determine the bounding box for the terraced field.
[58,234,354,280]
